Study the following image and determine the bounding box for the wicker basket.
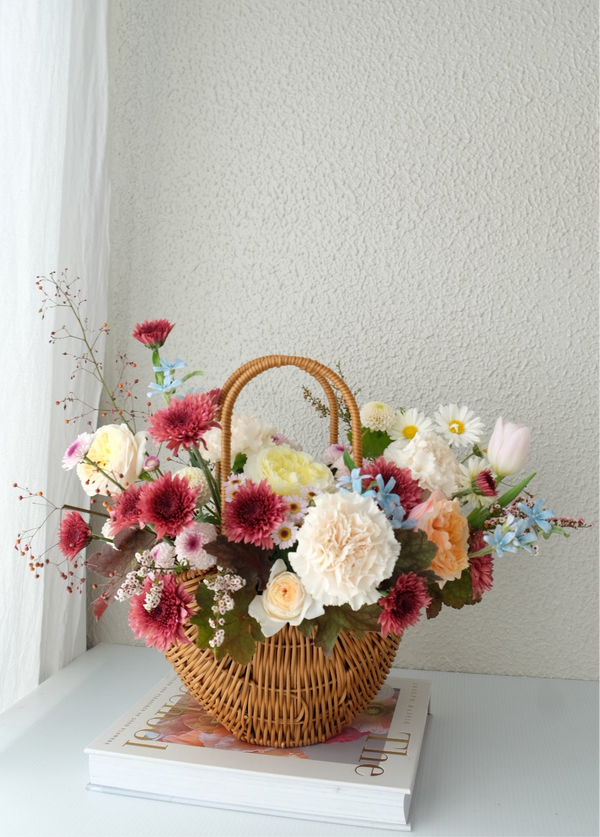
[164,355,401,748]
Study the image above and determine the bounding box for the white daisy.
[272,522,299,549]
[458,456,495,508]
[435,404,484,448]
[388,408,433,448]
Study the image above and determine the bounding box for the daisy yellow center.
[449,420,465,435]
[402,425,418,439]
[279,527,292,541]
[289,502,300,514]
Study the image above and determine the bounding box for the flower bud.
[487,418,531,476]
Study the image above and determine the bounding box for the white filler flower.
[359,401,397,433]
[290,492,399,610]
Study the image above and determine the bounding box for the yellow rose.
[248,559,324,636]
[76,424,147,496]
[243,444,334,495]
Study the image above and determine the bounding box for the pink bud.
[487,418,531,476]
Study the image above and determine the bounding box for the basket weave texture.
[164,355,400,747]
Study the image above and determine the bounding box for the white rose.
[202,414,277,464]
[290,492,400,610]
[384,431,461,497]
[248,559,324,637]
[76,424,147,496]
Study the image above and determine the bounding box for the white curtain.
[0,0,110,712]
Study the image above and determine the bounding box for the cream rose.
[76,424,147,496]
[290,491,400,610]
[244,444,335,496]
[248,559,324,637]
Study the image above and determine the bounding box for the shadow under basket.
[165,570,401,748]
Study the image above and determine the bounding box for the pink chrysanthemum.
[174,521,217,570]
[128,574,195,651]
[321,443,351,466]
[378,572,432,637]
[148,390,221,455]
[109,483,146,535]
[271,433,302,450]
[58,511,92,561]
[144,455,160,472]
[62,432,94,470]
[473,469,497,498]
[224,479,288,550]
[138,472,198,539]
[469,530,494,598]
[363,457,422,513]
[132,318,174,348]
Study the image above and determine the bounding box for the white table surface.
[0,644,597,837]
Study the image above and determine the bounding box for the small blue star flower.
[505,514,538,553]
[389,503,417,530]
[153,358,187,374]
[483,525,518,558]
[147,376,183,398]
[372,474,402,516]
[337,468,376,497]
[516,498,554,534]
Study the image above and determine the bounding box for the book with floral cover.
[86,671,431,831]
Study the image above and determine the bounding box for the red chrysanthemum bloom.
[469,530,494,599]
[128,574,195,652]
[378,572,432,637]
[148,390,221,456]
[224,479,288,550]
[363,457,422,513]
[58,511,92,561]
[109,483,147,535]
[132,318,174,348]
[138,472,198,539]
[473,469,497,499]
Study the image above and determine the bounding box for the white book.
[86,671,431,832]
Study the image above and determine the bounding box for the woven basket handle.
[217,355,362,508]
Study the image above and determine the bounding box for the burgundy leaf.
[203,536,273,590]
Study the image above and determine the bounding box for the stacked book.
[86,672,431,832]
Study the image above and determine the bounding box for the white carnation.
[359,401,397,432]
[290,492,399,610]
[202,414,277,464]
[176,466,211,505]
[384,431,461,497]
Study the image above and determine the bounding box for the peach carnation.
[411,490,469,584]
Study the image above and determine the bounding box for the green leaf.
[297,617,318,638]
[343,449,357,471]
[361,428,393,459]
[393,529,438,575]
[213,587,265,664]
[440,569,475,609]
[203,536,274,590]
[468,472,536,529]
[181,369,203,383]
[426,586,443,620]
[311,603,382,657]
[231,453,247,474]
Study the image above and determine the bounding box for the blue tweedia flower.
[516,498,554,534]
[506,514,538,553]
[372,474,402,517]
[153,357,187,374]
[337,468,376,497]
[389,503,417,530]
[147,376,183,398]
[483,525,518,558]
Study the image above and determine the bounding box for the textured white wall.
[96,0,598,679]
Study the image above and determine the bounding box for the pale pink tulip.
[487,418,531,476]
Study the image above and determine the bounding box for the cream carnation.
[76,424,147,496]
[248,559,324,637]
[244,445,335,496]
[360,401,396,432]
[176,466,211,505]
[384,431,460,497]
[290,492,400,610]
[202,414,276,464]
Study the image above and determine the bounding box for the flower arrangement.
[16,274,591,671]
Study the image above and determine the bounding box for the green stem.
[190,445,221,515]
[63,503,109,518]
